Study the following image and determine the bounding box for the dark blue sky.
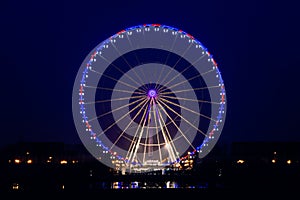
[1,0,299,147]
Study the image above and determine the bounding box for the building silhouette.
[0,141,299,193]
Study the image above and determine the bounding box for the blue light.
[148,89,157,98]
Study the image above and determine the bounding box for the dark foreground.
[4,187,297,199]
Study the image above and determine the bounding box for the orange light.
[12,183,19,190]
[27,159,32,164]
[272,159,276,163]
[237,159,245,164]
[60,160,68,164]
[287,160,291,165]
[14,159,21,164]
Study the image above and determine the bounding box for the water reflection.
[111,181,207,189]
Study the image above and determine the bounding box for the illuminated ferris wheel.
[72,24,226,173]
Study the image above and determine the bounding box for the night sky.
[1,0,299,147]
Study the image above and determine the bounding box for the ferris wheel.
[72,24,226,173]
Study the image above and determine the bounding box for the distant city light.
[47,156,53,163]
[14,159,21,164]
[3,140,300,191]
[236,159,245,164]
[12,183,19,190]
[60,160,68,164]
